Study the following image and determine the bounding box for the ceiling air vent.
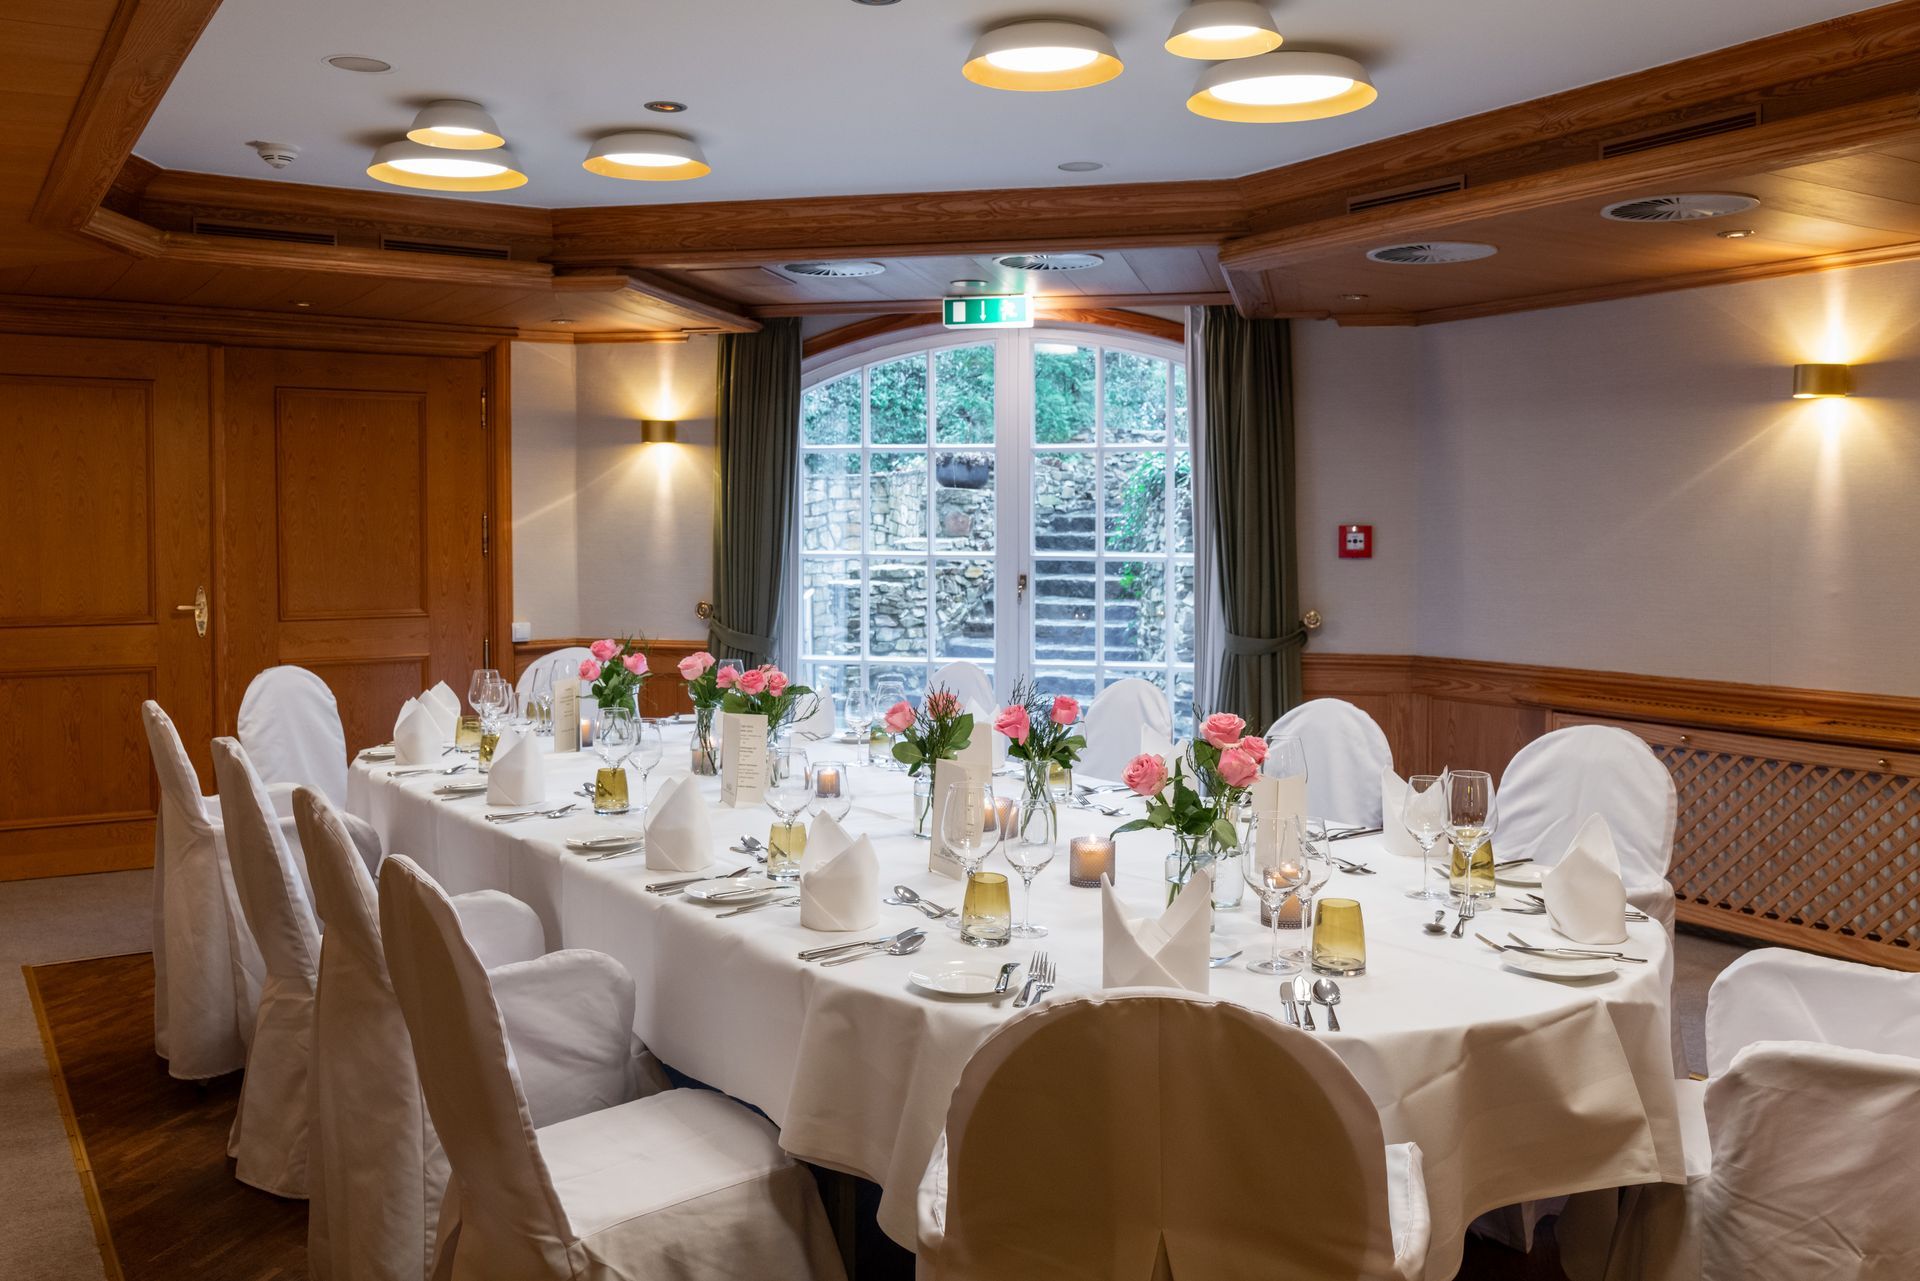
[1346,175,1466,215]
[781,261,887,278]
[1599,109,1760,160]
[1600,193,1760,223]
[381,236,512,260]
[1364,241,1497,265]
[192,220,337,247]
[994,252,1105,272]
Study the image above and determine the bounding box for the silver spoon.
[1311,978,1343,1031]
[820,933,928,966]
[887,885,956,919]
[1422,910,1447,935]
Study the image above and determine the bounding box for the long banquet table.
[349,726,1684,1276]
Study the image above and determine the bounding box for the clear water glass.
[1002,801,1056,939]
[764,741,813,882]
[1446,770,1499,901]
[468,669,501,715]
[1242,809,1309,976]
[842,686,873,760]
[1403,773,1451,902]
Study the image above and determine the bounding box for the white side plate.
[684,875,776,904]
[1500,952,1617,980]
[908,960,1008,998]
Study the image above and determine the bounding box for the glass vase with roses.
[993,679,1086,852]
[717,664,817,742]
[887,688,975,837]
[677,651,724,774]
[1111,711,1269,905]
[580,636,651,714]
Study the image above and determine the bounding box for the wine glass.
[1263,733,1310,788]
[716,658,745,689]
[478,685,516,772]
[629,721,665,820]
[528,666,556,736]
[1293,817,1334,941]
[1242,808,1310,976]
[843,685,873,762]
[1403,773,1450,902]
[1003,792,1056,939]
[592,706,638,815]
[764,740,813,883]
[1446,770,1498,902]
[941,781,1007,930]
[872,675,909,771]
[468,668,501,715]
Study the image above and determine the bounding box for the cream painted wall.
[1295,259,1920,696]
[509,337,718,642]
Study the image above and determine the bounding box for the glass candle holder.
[1068,836,1115,887]
[1048,762,1073,802]
[814,764,843,799]
[767,820,807,882]
[1312,898,1367,976]
[455,714,482,751]
[960,871,1012,948]
[593,767,629,816]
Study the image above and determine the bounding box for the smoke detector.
[995,252,1105,272]
[248,141,300,170]
[1364,241,1497,265]
[782,261,886,278]
[1600,193,1760,222]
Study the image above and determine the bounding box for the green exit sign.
[943,294,1034,329]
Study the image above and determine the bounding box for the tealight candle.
[579,716,594,749]
[1069,836,1115,888]
[815,765,842,798]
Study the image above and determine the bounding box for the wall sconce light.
[638,419,679,443]
[1792,364,1852,399]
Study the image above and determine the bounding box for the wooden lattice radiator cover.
[1552,715,1920,971]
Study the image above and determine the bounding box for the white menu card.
[719,712,768,807]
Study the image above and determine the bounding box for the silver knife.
[993,962,1020,995]
[1280,992,1300,1026]
[718,895,798,919]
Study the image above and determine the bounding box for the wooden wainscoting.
[512,638,706,718]
[1303,653,1920,969]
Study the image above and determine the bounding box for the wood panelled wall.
[512,638,706,718]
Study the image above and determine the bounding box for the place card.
[926,757,979,880]
[719,711,768,807]
[552,682,580,752]
[1248,774,1308,863]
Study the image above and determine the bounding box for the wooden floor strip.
[23,962,124,1281]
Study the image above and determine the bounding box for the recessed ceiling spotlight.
[1188,51,1377,122]
[1600,193,1760,222]
[950,278,992,290]
[995,252,1105,272]
[325,54,392,74]
[644,100,688,114]
[550,317,575,325]
[583,131,710,181]
[963,21,1123,92]
[1058,160,1104,172]
[1165,0,1284,60]
[1339,293,1368,302]
[1364,242,1497,265]
[367,140,527,191]
[852,0,902,5]
[291,300,312,308]
[783,261,888,278]
[1717,228,1759,240]
[406,100,505,150]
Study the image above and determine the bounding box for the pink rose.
[1217,747,1259,789]
[766,671,789,697]
[737,668,767,696]
[1050,695,1079,726]
[994,705,1031,744]
[1201,712,1247,750]
[925,689,960,719]
[883,700,916,733]
[715,665,738,690]
[678,651,714,680]
[1122,753,1169,797]
[1238,734,1268,765]
[579,658,602,681]
[590,639,619,663]
[621,652,647,675]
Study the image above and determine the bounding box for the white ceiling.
[137,0,1887,208]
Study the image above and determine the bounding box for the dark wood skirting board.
[513,638,706,718]
[1305,653,1920,970]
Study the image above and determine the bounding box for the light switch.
[511,619,532,642]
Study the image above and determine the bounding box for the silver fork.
[1012,950,1047,1007]
[485,803,579,823]
[1017,954,1057,1007]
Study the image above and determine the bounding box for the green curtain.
[1200,306,1305,729]
[710,319,802,666]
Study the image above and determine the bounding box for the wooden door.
[0,337,214,879]
[219,349,490,753]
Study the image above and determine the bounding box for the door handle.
[173,586,209,638]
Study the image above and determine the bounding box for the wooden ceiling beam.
[619,268,761,332]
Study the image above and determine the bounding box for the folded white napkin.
[644,776,713,872]
[485,730,544,806]
[1379,769,1425,859]
[421,682,461,738]
[393,699,442,765]
[799,812,878,932]
[1101,870,1212,993]
[1543,813,1630,945]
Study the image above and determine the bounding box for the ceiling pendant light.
[582,131,711,181]
[1188,51,1377,122]
[1164,1,1283,60]
[404,99,506,149]
[367,140,527,191]
[963,21,1123,92]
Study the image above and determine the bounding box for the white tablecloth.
[349,732,1683,1276]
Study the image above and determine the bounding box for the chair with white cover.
[212,736,322,1197]
[788,684,837,741]
[917,989,1429,1280]
[239,665,384,871]
[929,661,995,717]
[1263,698,1395,825]
[140,701,264,1081]
[1496,725,1678,934]
[378,855,845,1281]
[297,793,649,1281]
[1566,949,1920,1281]
[1077,678,1174,783]
[515,646,594,705]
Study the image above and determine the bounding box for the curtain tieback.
[1223,625,1307,657]
[710,617,776,657]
